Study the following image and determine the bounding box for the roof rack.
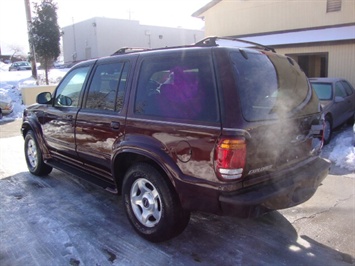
[110,36,275,56]
[111,47,150,55]
[194,36,276,52]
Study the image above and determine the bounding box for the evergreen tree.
[30,0,60,85]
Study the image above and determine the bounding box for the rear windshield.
[230,50,316,121]
[311,83,332,100]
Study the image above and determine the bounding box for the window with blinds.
[327,0,342,12]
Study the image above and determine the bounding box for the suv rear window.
[230,50,313,121]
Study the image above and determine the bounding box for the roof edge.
[192,0,222,18]
[227,22,355,39]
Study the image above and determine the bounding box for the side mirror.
[37,92,53,104]
[334,96,344,103]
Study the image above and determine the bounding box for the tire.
[323,116,332,145]
[24,130,52,176]
[122,163,190,242]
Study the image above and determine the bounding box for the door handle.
[111,121,120,130]
[64,115,73,120]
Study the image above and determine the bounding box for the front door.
[40,65,92,162]
[75,60,132,178]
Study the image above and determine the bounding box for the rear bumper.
[219,157,331,218]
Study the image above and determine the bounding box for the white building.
[62,17,204,63]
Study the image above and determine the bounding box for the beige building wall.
[202,0,355,36]
[277,43,355,86]
[194,0,355,86]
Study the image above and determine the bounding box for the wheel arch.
[21,120,51,160]
[112,149,179,196]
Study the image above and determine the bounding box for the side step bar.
[46,159,118,194]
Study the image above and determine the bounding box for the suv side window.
[54,66,90,107]
[134,55,218,122]
[85,62,129,112]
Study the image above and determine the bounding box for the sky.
[0,0,210,55]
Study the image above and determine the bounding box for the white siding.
[200,0,355,37]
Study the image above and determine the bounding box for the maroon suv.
[22,37,330,242]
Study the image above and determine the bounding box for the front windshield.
[311,83,332,100]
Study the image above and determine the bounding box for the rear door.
[125,49,222,183]
[339,80,355,121]
[332,81,351,126]
[75,57,134,178]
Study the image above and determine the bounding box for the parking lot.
[0,119,354,266]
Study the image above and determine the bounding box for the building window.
[327,0,341,12]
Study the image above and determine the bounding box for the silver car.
[0,91,14,118]
[8,61,31,71]
[310,78,355,144]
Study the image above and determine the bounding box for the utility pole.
[24,0,37,80]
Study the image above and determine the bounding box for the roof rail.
[110,37,275,56]
[111,47,150,56]
[194,36,276,52]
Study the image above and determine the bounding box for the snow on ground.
[321,124,355,172]
[329,136,355,171]
[0,62,354,172]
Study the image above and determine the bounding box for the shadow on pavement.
[0,171,353,265]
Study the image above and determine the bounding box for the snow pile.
[0,62,10,72]
[0,63,68,120]
[328,131,355,171]
[0,67,36,119]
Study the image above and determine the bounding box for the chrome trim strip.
[126,117,221,131]
[222,128,252,138]
[126,117,252,138]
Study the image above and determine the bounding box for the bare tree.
[8,45,26,62]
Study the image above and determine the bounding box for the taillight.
[320,119,325,147]
[311,118,325,152]
[214,137,246,181]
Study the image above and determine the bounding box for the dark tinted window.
[231,50,314,121]
[341,80,354,96]
[135,54,218,122]
[85,62,129,112]
[54,66,90,107]
[335,82,347,98]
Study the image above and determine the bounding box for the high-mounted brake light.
[214,138,247,181]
